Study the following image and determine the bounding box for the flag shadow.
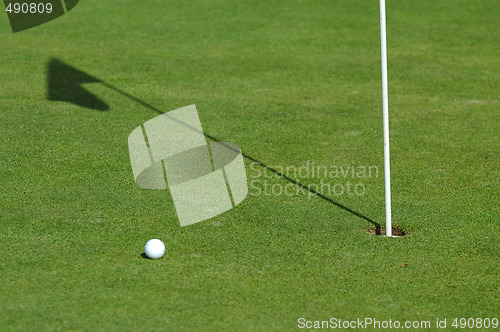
[47,58,109,111]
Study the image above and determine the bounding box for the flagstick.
[379,0,392,237]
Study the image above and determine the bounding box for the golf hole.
[368,226,406,236]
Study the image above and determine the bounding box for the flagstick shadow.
[101,84,380,228]
[47,58,380,228]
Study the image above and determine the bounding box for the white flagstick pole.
[379,0,392,237]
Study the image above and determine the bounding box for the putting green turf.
[1,0,499,330]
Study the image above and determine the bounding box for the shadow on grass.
[46,58,380,228]
[47,59,109,111]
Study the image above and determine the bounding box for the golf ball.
[144,239,165,259]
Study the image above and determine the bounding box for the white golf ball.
[144,239,165,259]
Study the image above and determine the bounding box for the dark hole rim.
[367,226,407,236]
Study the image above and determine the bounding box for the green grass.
[0,0,499,330]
